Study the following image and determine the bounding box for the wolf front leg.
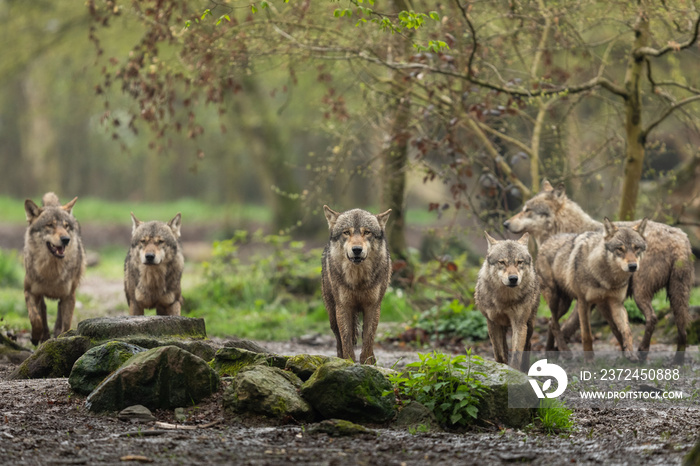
[359,304,381,365]
[509,317,531,372]
[54,293,76,338]
[486,319,508,365]
[336,305,357,362]
[157,300,181,316]
[25,290,49,345]
[576,300,595,361]
[606,300,638,362]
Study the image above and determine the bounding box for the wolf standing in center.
[124,213,185,316]
[475,233,539,372]
[322,206,392,364]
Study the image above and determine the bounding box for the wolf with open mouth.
[23,192,86,345]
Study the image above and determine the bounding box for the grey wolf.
[474,233,539,372]
[23,193,86,345]
[505,181,693,362]
[537,218,647,360]
[321,205,392,364]
[124,213,184,316]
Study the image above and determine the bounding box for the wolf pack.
[22,181,694,371]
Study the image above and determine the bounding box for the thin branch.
[635,13,700,58]
[643,94,700,137]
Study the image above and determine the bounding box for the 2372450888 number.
[598,368,680,381]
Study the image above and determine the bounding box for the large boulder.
[69,341,146,395]
[10,336,91,379]
[224,365,315,422]
[472,359,539,428]
[77,316,207,340]
[300,360,396,424]
[85,345,219,412]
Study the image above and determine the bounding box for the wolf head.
[503,180,565,237]
[484,232,532,287]
[603,217,647,273]
[25,195,80,259]
[323,206,391,265]
[130,213,182,266]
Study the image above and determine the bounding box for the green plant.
[386,349,487,428]
[536,397,574,434]
[412,299,489,342]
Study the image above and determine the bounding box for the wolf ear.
[541,180,554,192]
[168,213,182,238]
[517,232,530,246]
[632,217,648,237]
[603,217,618,239]
[376,209,392,231]
[553,183,567,200]
[130,212,142,234]
[25,199,41,223]
[62,197,78,216]
[323,205,340,230]
[484,231,499,251]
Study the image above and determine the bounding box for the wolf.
[537,218,647,360]
[23,193,86,345]
[504,181,694,362]
[474,233,539,372]
[321,206,392,364]
[124,213,184,316]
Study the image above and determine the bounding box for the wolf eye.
[517,260,524,266]
[498,260,507,266]
[363,230,372,237]
[342,230,351,236]
[155,239,164,245]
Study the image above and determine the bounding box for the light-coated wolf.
[474,233,539,372]
[537,218,647,360]
[504,181,693,363]
[321,206,392,364]
[24,193,86,345]
[124,213,184,316]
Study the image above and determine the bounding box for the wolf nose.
[145,253,156,263]
[503,220,510,230]
[60,236,70,246]
[508,275,519,285]
[628,263,638,272]
[351,246,363,256]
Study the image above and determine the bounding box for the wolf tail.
[667,249,694,354]
[42,192,60,207]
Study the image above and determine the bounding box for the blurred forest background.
[1,0,700,342]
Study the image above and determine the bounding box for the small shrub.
[386,349,487,428]
[412,299,489,342]
[536,397,574,433]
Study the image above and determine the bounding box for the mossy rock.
[285,354,334,381]
[223,365,315,422]
[210,347,267,377]
[300,360,395,424]
[115,337,216,361]
[393,401,440,432]
[10,336,92,379]
[77,316,207,340]
[307,419,374,437]
[69,341,146,396]
[86,345,219,412]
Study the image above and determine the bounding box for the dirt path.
[2,272,699,464]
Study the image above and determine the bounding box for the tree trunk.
[618,12,650,221]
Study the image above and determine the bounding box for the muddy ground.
[1,332,699,466]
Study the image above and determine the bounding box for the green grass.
[0,195,271,225]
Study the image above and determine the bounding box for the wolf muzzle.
[507,274,520,287]
[47,236,70,258]
[348,246,365,264]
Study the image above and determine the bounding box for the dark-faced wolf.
[321,206,392,364]
[504,181,693,363]
[474,233,539,372]
[537,218,647,361]
[23,193,86,345]
[124,213,184,316]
